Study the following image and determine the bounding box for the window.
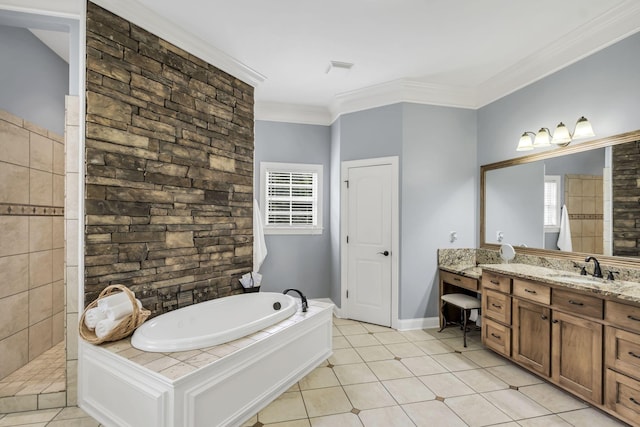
[544,175,561,232]
[260,162,323,235]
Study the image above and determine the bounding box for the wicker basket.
[79,284,150,345]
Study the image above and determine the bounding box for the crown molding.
[475,0,640,107]
[0,1,80,18]
[91,0,265,87]
[254,102,332,126]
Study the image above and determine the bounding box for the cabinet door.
[552,310,603,404]
[513,298,551,376]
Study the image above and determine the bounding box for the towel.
[103,299,143,321]
[95,319,119,339]
[84,307,107,330]
[97,292,130,312]
[557,204,573,252]
[253,199,268,272]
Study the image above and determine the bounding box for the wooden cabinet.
[513,298,550,376]
[482,289,511,325]
[551,310,603,403]
[481,272,512,357]
[439,269,480,330]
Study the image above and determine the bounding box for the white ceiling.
[6,0,640,124]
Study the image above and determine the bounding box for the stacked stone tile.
[612,141,640,257]
[85,2,254,315]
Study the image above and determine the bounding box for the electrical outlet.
[449,231,457,243]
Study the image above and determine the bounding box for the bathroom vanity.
[480,263,640,427]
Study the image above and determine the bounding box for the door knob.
[377,250,390,256]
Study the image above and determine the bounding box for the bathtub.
[131,292,297,352]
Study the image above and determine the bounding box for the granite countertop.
[439,264,482,280]
[481,263,640,305]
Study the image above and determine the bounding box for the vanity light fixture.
[517,116,594,151]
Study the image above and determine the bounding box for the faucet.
[585,256,603,278]
[283,289,308,312]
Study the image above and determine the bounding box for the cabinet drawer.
[606,300,640,334]
[513,279,550,305]
[606,326,640,380]
[553,288,603,319]
[483,317,511,357]
[440,270,478,292]
[606,369,640,424]
[483,289,511,324]
[482,271,511,293]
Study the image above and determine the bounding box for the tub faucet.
[585,256,603,278]
[283,289,308,312]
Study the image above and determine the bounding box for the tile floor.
[0,342,65,398]
[0,317,631,427]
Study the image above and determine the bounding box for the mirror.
[481,130,640,264]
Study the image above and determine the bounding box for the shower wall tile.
[52,248,64,282]
[65,173,78,220]
[52,280,64,314]
[0,119,29,166]
[0,291,28,340]
[66,313,77,360]
[0,216,28,257]
[52,310,64,345]
[64,125,79,174]
[29,317,52,361]
[0,162,29,204]
[29,216,53,252]
[53,142,64,175]
[30,133,53,172]
[29,169,53,206]
[52,217,64,249]
[65,266,78,314]
[65,219,78,266]
[29,250,52,289]
[29,283,53,326]
[0,254,29,299]
[0,330,28,380]
[53,174,64,206]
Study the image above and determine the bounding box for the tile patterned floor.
[0,317,631,426]
[0,342,65,398]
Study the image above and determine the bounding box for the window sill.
[264,227,324,236]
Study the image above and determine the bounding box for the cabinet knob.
[568,300,584,306]
[552,319,559,324]
[629,351,640,359]
[628,315,640,322]
[490,333,501,339]
[524,289,537,294]
[541,315,548,320]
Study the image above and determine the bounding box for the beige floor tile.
[453,368,508,392]
[372,331,408,345]
[310,412,362,427]
[398,329,436,341]
[418,373,475,398]
[0,408,60,426]
[557,407,628,426]
[329,348,364,365]
[337,324,369,336]
[298,367,340,390]
[381,377,435,404]
[333,336,352,349]
[439,336,484,352]
[333,363,378,385]
[46,418,100,427]
[384,342,425,358]
[52,406,91,420]
[258,391,308,424]
[518,383,588,413]
[360,323,393,333]
[401,355,447,376]
[425,327,462,339]
[517,414,572,427]
[431,352,480,372]
[332,326,343,336]
[302,386,352,418]
[402,400,467,427]
[354,345,394,362]
[445,393,512,427]
[345,334,381,347]
[367,360,413,381]
[357,405,414,427]
[333,318,360,326]
[343,382,396,410]
[264,419,311,427]
[486,365,544,387]
[482,389,550,420]
[413,339,455,355]
[461,349,510,368]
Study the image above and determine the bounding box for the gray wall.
[254,121,332,298]
[478,32,640,167]
[0,25,69,135]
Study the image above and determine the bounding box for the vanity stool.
[439,293,481,347]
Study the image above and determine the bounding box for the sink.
[547,274,606,285]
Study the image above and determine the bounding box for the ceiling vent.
[326,61,354,75]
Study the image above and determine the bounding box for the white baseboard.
[396,317,440,331]
[311,298,344,318]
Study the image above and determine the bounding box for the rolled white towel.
[97,292,130,311]
[84,307,107,330]
[95,318,119,339]
[103,299,143,321]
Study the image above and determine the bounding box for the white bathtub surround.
[132,292,298,352]
[79,299,333,427]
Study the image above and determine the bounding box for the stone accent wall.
[85,2,254,316]
[612,141,640,257]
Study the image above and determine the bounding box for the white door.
[345,163,393,326]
